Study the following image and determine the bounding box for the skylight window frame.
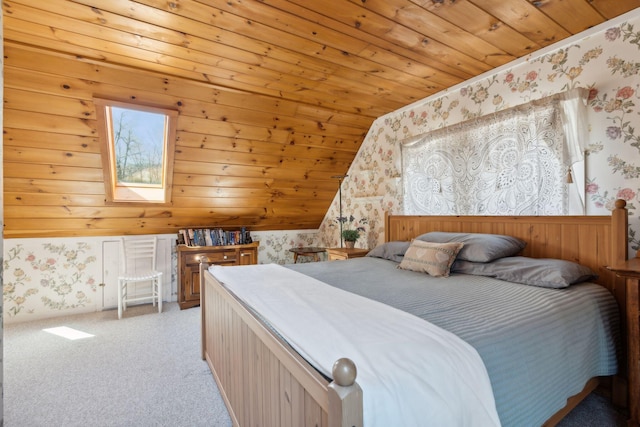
[95,98,177,205]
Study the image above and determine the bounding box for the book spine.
[181,227,252,247]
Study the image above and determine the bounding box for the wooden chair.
[118,236,163,319]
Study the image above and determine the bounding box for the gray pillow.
[416,231,526,262]
[451,256,597,289]
[366,241,410,263]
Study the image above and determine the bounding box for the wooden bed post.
[611,199,629,265]
[200,263,363,426]
[199,257,209,361]
[608,199,640,423]
[328,358,363,427]
[384,210,391,243]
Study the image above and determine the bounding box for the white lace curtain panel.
[402,88,588,215]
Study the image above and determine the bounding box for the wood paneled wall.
[3,44,370,238]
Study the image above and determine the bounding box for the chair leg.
[158,278,162,314]
[117,279,123,319]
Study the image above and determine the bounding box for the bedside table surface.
[289,246,326,255]
[289,246,326,263]
[326,247,369,260]
[608,256,640,276]
[327,247,368,254]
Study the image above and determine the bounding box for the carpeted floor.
[4,303,231,427]
[3,302,629,426]
[557,393,627,427]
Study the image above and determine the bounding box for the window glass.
[95,98,177,204]
[111,107,165,186]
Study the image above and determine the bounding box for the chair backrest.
[120,236,158,276]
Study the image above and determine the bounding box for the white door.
[101,239,120,310]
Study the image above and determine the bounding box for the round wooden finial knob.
[332,357,357,386]
[615,199,626,209]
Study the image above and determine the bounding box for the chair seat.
[119,271,162,281]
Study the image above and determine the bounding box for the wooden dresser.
[327,247,369,261]
[177,242,258,309]
[608,255,640,426]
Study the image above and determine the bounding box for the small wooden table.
[608,255,640,427]
[289,246,326,263]
[326,247,369,261]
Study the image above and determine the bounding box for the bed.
[199,199,631,427]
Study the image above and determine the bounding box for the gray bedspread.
[286,257,620,427]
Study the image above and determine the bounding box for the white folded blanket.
[209,263,501,427]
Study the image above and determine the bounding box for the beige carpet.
[4,303,231,427]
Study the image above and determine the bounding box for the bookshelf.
[178,227,252,247]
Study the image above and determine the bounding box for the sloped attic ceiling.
[2,0,638,237]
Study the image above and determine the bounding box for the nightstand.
[289,246,326,263]
[326,247,369,261]
[608,255,640,426]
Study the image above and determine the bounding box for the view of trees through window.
[111,106,166,186]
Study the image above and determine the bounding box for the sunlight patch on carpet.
[43,326,95,340]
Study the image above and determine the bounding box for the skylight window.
[95,98,177,204]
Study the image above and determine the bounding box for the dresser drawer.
[184,250,236,265]
[205,250,237,264]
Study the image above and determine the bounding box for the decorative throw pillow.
[397,240,464,277]
[416,231,526,262]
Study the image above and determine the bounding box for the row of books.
[178,227,252,247]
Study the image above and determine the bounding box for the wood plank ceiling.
[3,0,639,237]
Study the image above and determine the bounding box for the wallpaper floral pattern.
[2,230,321,323]
[255,229,325,264]
[3,239,101,322]
[319,10,640,253]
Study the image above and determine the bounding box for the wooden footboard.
[199,261,363,427]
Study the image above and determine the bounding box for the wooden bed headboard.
[385,199,629,296]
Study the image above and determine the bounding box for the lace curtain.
[402,88,588,215]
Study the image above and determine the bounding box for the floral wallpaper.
[3,239,102,323]
[2,230,321,323]
[254,230,325,264]
[319,10,640,254]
